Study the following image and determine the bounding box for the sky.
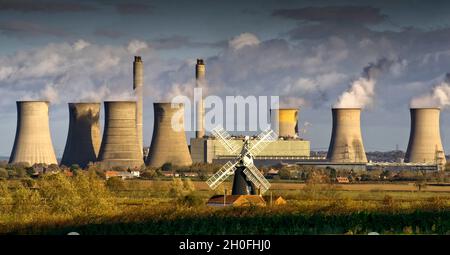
[2,0,450,156]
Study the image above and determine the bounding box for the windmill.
[206,126,278,195]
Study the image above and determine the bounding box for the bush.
[168,178,196,199]
[73,171,117,215]
[176,193,203,207]
[141,169,157,179]
[0,168,8,179]
[12,183,43,216]
[162,163,173,171]
[0,181,12,214]
[38,173,82,215]
[106,177,126,191]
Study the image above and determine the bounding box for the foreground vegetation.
[2,171,450,235]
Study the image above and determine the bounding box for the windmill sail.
[243,163,271,194]
[206,161,237,190]
[211,126,240,155]
[248,127,278,156]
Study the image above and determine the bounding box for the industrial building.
[405,108,446,169]
[9,101,58,166]
[133,56,144,158]
[196,59,205,139]
[60,103,101,168]
[146,103,193,167]
[4,55,447,174]
[326,108,368,163]
[97,101,144,169]
[191,108,310,164]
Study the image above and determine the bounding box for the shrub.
[38,173,82,215]
[0,168,8,179]
[0,181,12,214]
[168,178,196,199]
[106,177,126,191]
[176,193,203,207]
[162,163,173,171]
[12,183,43,216]
[73,171,117,215]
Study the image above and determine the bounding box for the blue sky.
[2,0,450,156]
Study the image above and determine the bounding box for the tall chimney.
[60,103,101,168]
[146,103,193,167]
[97,101,144,169]
[133,56,143,158]
[9,101,58,165]
[327,108,367,163]
[405,108,446,167]
[196,59,205,138]
[271,108,299,138]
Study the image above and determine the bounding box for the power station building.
[405,108,446,169]
[326,108,368,163]
[60,103,101,168]
[133,56,144,158]
[9,101,58,166]
[97,101,144,169]
[146,103,192,167]
[191,108,310,164]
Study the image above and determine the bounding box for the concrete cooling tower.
[326,108,367,163]
[9,101,58,165]
[405,108,446,166]
[146,103,192,167]
[97,101,144,169]
[271,108,298,138]
[60,103,101,168]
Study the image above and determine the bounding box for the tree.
[279,168,291,180]
[0,168,8,179]
[328,167,337,180]
[106,177,126,191]
[414,178,427,191]
[162,163,173,172]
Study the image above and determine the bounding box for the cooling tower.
[133,56,144,158]
[196,59,205,138]
[97,101,144,169]
[405,108,446,166]
[9,101,57,165]
[326,108,367,163]
[271,108,298,137]
[60,103,101,168]
[146,103,193,167]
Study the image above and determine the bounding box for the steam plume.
[334,58,405,108]
[410,73,450,108]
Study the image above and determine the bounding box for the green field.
[2,173,450,235]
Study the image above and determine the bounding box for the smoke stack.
[60,103,101,168]
[133,56,143,158]
[97,101,144,169]
[271,108,298,138]
[327,108,367,163]
[405,108,446,166]
[196,59,205,138]
[9,101,57,165]
[146,103,192,167]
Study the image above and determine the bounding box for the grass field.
[2,175,450,235]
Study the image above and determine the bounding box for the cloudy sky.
[1,0,450,157]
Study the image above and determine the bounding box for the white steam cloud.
[410,73,450,108]
[334,58,406,108]
[0,39,156,106]
[228,33,260,50]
